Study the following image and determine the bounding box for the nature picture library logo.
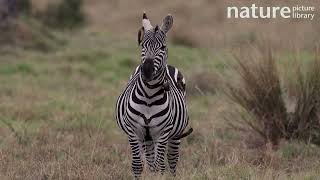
[227,3,316,20]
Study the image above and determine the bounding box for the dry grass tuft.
[286,51,320,144]
[223,47,320,148]
[224,47,287,146]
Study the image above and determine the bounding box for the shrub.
[42,0,85,29]
[17,0,31,15]
[224,48,287,146]
[287,53,320,145]
[224,47,320,147]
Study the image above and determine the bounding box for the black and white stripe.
[115,13,191,179]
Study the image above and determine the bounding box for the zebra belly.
[131,102,172,141]
[166,82,189,139]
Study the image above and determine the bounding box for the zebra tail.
[174,128,193,140]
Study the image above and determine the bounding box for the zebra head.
[138,12,173,82]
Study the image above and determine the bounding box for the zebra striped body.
[115,13,191,179]
[116,65,188,176]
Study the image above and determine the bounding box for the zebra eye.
[160,45,166,50]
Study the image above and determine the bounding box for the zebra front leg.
[154,133,170,173]
[167,139,181,175]
[129,137,144,179]
[143,140,155,172]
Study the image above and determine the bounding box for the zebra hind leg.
[129,137,144,179]
[143,140,156,172]
[167,139,181,175]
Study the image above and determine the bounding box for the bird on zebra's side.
[115,12,193,179]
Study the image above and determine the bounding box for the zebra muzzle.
[141,58,154,81]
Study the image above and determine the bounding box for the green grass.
[0,28,320,179]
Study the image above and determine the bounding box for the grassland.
[1,28,320,179]
[1,0,320,179]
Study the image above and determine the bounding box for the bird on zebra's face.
[137,12,173,83]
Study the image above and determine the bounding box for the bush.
[225,47,320,148]
[42,0,85,29]
[17,0,31,15]
[224,48,287,146]
[0,17,67,52]
[224,47,320,147]
[287,53,320,145]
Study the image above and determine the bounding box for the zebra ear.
[161,14,173,34]
[142,12,153,31]
[138,27,144,45]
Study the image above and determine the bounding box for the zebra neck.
[138,71,166,98]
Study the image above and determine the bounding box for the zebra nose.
[144,57,153,63]
[141,58,154,80]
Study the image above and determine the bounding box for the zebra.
[115,12,193,179]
